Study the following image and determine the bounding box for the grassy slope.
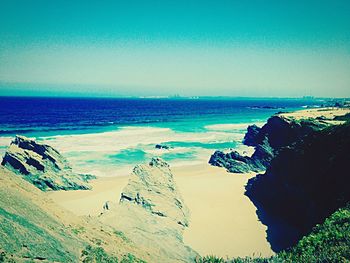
[277,204,350,262]
[0,167,83,262]
[0,167,148,262]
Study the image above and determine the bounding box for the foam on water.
[204,122,266,132]
[35,125,242,176]
[0,123,257,177]
[0,97,315,177]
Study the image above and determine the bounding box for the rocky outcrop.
[99,157,197,262]
[155,144,173,150]
[209,137,274,173]
[243,124,261,146]
[209,150,261,173]
[209,109,337,173]
[246,115,327,150]
[1,135,95,191]
[245,121,350,251]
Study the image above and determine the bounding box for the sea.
[0,97,321,177]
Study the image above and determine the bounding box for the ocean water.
[0,97,320,176]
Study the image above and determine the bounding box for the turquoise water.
[0,97,320,176]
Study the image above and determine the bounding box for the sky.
[0,0,349,97]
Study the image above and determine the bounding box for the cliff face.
[100,157,197,263]
[1,135,94,191]
[209,108,348,173]
[245,115,350,251]
[244,115,327,150]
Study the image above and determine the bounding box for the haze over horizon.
[0,1,350,98]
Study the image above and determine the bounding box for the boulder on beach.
[1,135,95,191]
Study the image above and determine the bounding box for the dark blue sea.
[0,97,321,176]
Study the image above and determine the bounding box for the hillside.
[0,166,150,262]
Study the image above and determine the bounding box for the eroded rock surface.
[209,108,349,173]
[99,157,197,262]
[1,135,94,191]
[245,120,350,251]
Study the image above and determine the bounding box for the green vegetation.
[71,226,86,235]
[120,253,146,263]
[278,204,350,262]
[81,245,119,263]
[0,251,15,263]
[198,205,350,263]
[0,207,78,262]
[195,255,278,263]
[81,245,145,263]
[114,230,130,243]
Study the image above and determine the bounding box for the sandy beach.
[48,175,130,216]
[49,162,273,258]
[174,164,273,258]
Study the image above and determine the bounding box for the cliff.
[245,120,350,250]
[99,157,197,263]
[209,108,350,173]
[1,135,94,191]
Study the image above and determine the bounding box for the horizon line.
[0,95,348,100]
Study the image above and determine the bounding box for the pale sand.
[280,107,350,121]
[49,162,273,258]
[173,164,273,258]
[48,175,130,216]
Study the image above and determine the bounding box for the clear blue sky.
[0,0,349,97]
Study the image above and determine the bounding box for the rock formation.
[245,121,350,251]
[99,157,197,262]
[209,108,347,173]
[155,143,173,150]
[209,137,274,173]
[243,124,261,146]
[1,135,94,191]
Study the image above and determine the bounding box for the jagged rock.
[254,115,327,150]
[210,110,333,174]
[243,124,261,147]
[155,144,172,150]
[209,137,274,174]
[1,135,95,191]
[99,157,197,262]
[250,137,274,168]
[209,150,261,173]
